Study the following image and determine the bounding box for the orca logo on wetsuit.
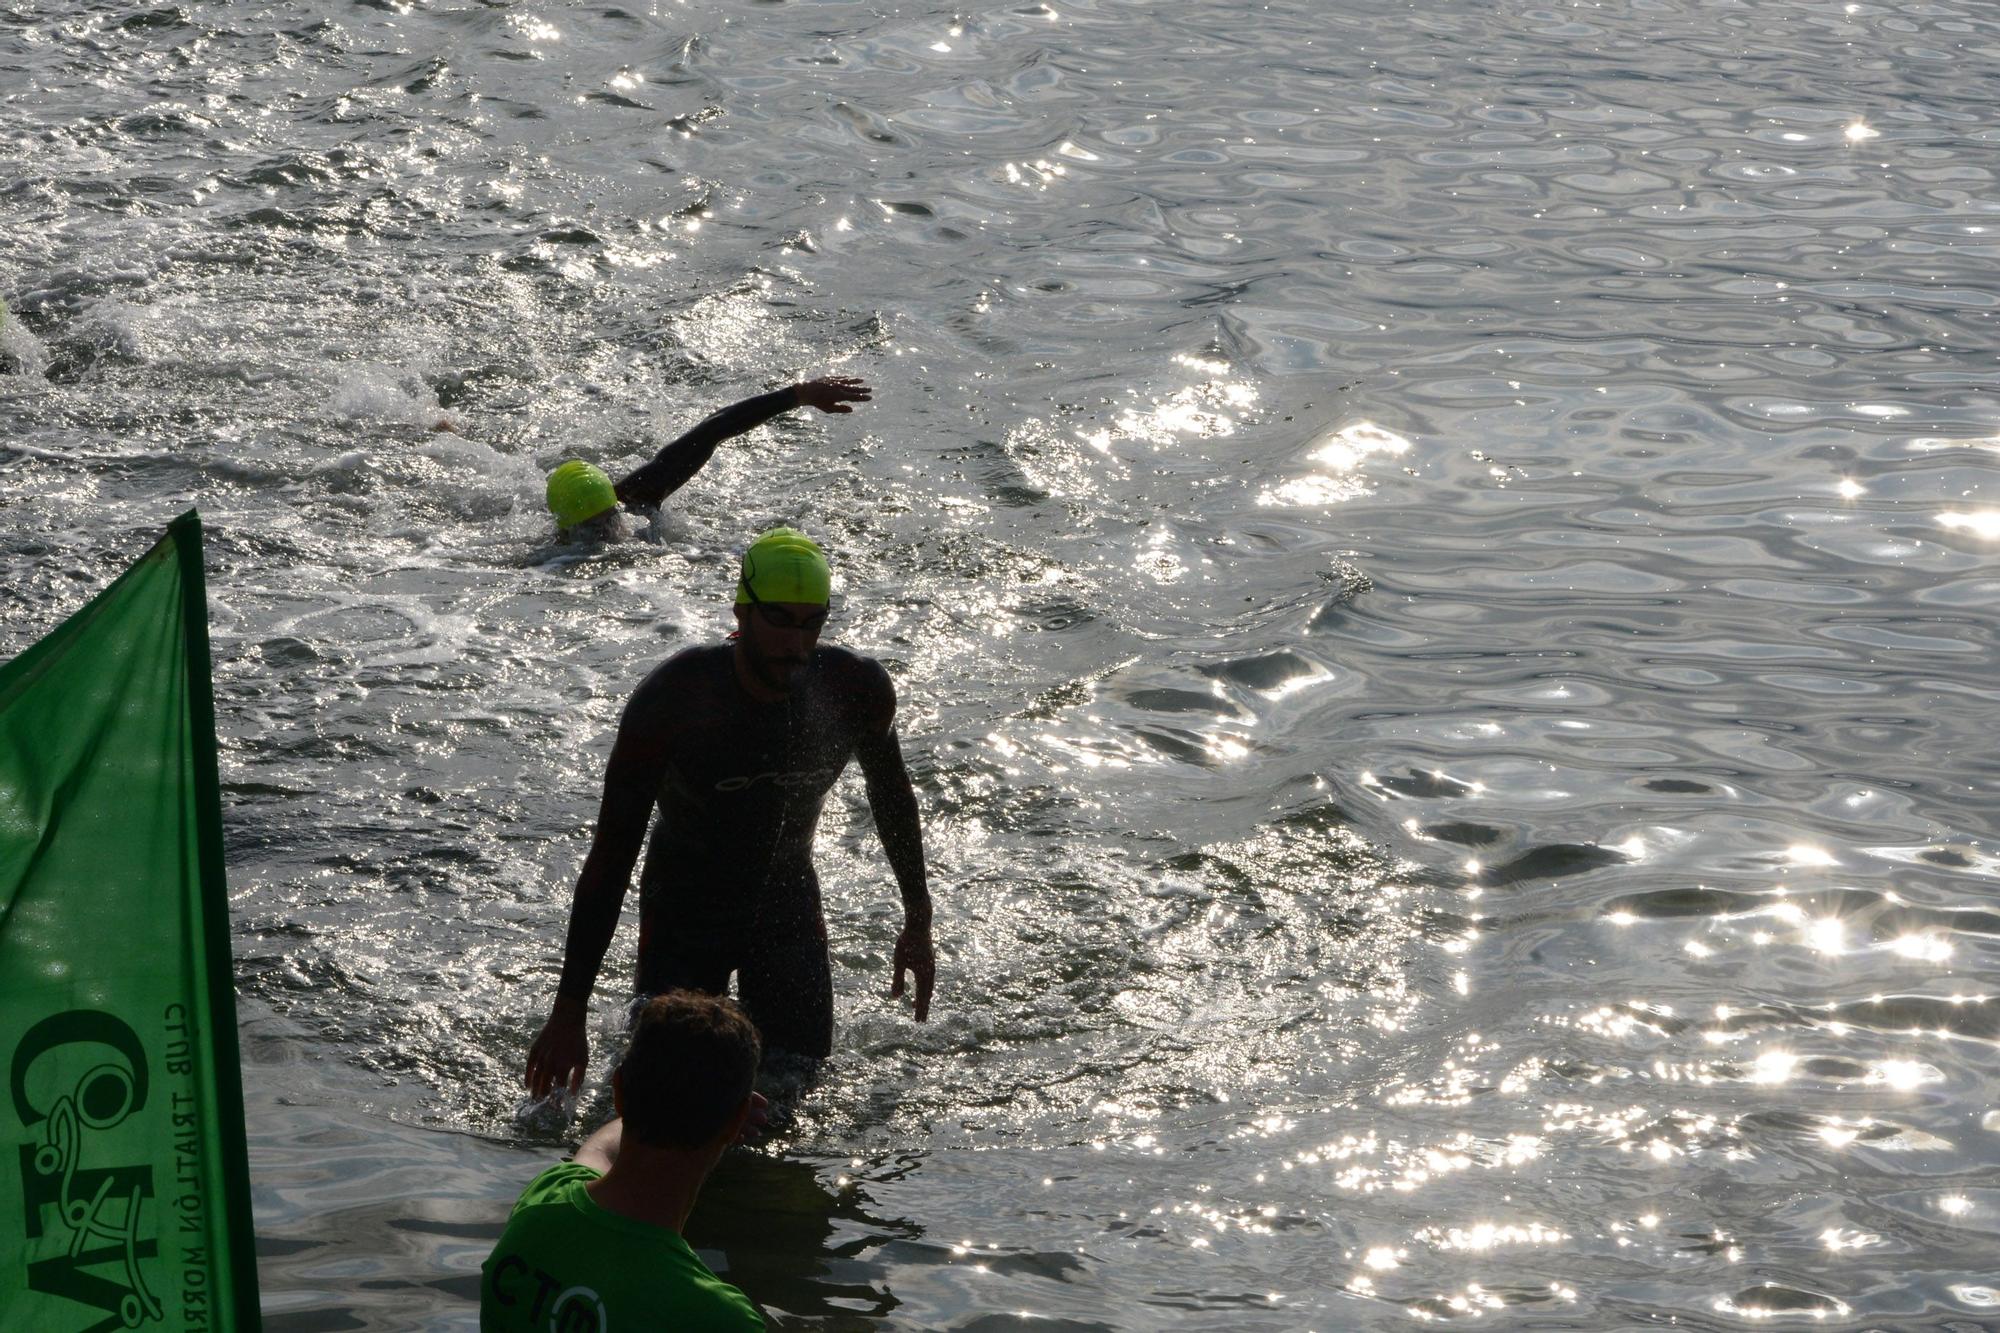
[714,766,841,793]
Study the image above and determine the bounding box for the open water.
[6,0,2000,1327]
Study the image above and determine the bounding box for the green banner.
[0,513,260,1330]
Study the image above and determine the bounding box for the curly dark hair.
[619,991,762,1148]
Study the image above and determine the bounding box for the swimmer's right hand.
[525,998,590,1100]
[794,375,872,414]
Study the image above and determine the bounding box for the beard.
[742,637,808,694]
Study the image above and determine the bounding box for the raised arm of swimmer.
[855,693,936,1022]
[524,720,668,1100]
[614,375,873,511]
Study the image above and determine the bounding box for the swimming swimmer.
[544,375,871,538]
[523,527,936,1092]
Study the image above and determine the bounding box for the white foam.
[0,302,49,378]
[327,364,447,427]
[75,297,165,364]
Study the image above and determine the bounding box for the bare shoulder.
[572,1117,622,1173]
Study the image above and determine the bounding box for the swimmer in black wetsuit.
[541,376,872,538]
[524,527,936,1091]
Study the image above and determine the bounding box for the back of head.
[619,991,762,1149]
[546,460,619,531]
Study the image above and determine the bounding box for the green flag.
[1,513,260,1330]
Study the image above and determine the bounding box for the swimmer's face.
[733,600,826,694]
[565,510,627,543]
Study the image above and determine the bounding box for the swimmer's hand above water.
[525,995,590,1100]
[611,374,874,512]
[856,715,937,1025]
[889,912,935,1023]
[792,375,871,414]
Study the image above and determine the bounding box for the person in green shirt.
[483,991,767,1331]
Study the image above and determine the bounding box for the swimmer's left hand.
[890,917,935,1022]
[795,375,872,414]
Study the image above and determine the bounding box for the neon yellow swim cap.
[546,460,618,529]
[736,527,831,606]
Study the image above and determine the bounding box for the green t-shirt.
[481,1162,765,1332]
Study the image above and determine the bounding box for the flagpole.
[171,510,263,1330]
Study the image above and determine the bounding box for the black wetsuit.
[614,389,801,512]
[622,644,892,1055]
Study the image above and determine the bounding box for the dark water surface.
[7,0,2000,1326]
